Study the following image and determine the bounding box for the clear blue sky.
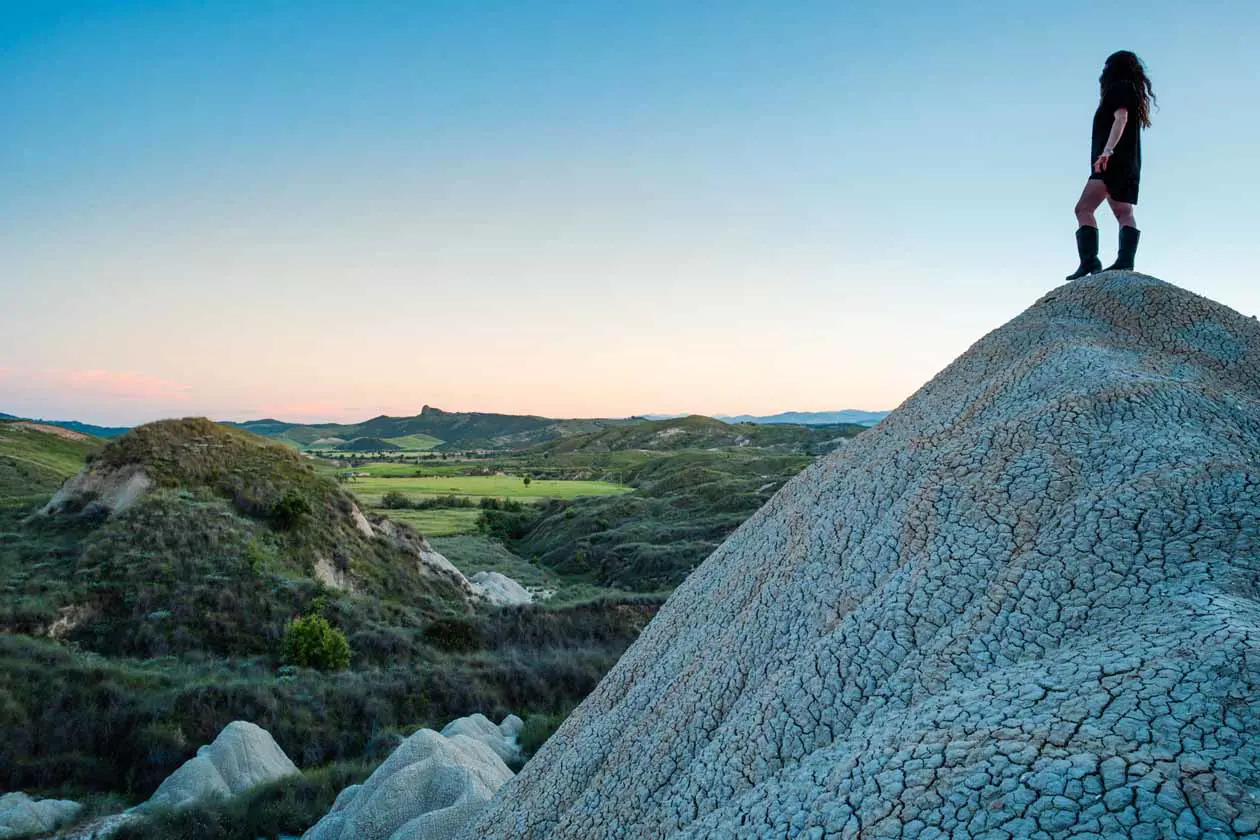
[2,0,1258,425]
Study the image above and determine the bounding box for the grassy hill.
[0,412,129,438]
[0,420,101,507]
[477,420,868,590]
[489,449,814,590]
[10,418,474,656]
[531,414,861,456]
[336,436,402,452]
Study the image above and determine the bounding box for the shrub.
[518,712,567,760]
[281,615,351,671]
[422,616,482,653]
[380,491,411,509]
[270,491,312,530]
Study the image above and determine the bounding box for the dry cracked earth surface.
[459,273,1260,839]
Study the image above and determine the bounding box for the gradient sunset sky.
[3,1,1258,425]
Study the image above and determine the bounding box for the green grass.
[0,422,99,506]
[382,433,443,451]
[344,475,632,506]
[373,508,483,536]
[308,433,443,454]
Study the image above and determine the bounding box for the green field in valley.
[345,475,633,506]
[373,507,484,537]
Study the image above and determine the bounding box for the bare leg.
[1074,180,1109,227]
[1106,196,1136,228]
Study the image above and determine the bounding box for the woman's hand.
[1093,150,1112,173]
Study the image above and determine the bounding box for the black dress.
[1089,81,1142,204]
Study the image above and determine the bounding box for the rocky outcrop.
[0,793,82,838]
[40,464,152,516]
[350,503,375,538]
[468,571,533,606]
[302,728,513,840]
[459,273,1260,838]
[371,517,471,584]
[439,713,524,765]
[141,721,299,811]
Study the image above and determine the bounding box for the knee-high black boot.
[1105,226,1140,271]
[1066,226,1102,281]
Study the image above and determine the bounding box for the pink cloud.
[35,369,193,401]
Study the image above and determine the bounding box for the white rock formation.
[301,728,513,840]
[313,554,354,592]
[468,571,533,606]
[141,721,299,811]
[41,464,152,516]
[439,713,524,764]
[459,274,1260,838]
[372,518,472,585]
[350,503,375,538]
[0,792,82,838]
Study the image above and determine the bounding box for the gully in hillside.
[1067,50,1156,280]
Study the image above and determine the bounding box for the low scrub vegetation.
[281,613,351,671]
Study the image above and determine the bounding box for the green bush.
[270,491,312,530]
[281,615,351,671]
[380,490,411,509]
[422,616,482,653]
[518,712,567,760]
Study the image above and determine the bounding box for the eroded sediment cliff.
[460,273,1260,838]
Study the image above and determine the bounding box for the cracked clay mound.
[461,273,1260,839]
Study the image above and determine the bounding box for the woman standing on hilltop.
[1067,50,1155,280]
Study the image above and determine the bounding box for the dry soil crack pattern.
[456,273,1260,840]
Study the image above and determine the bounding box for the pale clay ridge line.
[450,273,1260,839]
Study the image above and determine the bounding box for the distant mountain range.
[1,405,889,449]
[226,405,640,451]
[645,410,889,427]
[0,412,130,438]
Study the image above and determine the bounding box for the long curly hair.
[1100,50,1155,128]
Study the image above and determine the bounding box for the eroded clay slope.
[461,273,1260,839]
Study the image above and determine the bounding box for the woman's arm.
[1094,109,1129,172]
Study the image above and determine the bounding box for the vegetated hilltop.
[231,405,640,451]
[461,272,1260,839]
[0,412,130,439]
[529,414,862,456]
[335,436,402,452]
[484,421,867,591]
[12,417,473,658]
[0,420,101,506]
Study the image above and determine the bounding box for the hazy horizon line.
[2,404,892,429]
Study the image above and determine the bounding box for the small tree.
[281,614,351,671]
[380,490,411,509]
[271,491,312,530]
[522,475,532,487]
